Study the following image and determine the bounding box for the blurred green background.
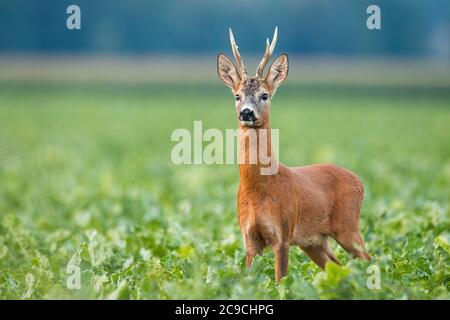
[0,0,449,299]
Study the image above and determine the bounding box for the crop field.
[0,65,449,299]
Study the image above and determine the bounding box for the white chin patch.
[240,120,255,127]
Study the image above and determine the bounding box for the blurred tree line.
[0,0,448,58]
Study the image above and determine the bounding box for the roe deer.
[217,27,370,283]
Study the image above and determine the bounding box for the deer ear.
[217,53,241,90]
[265,54,289,90]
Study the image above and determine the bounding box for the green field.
[0,80,449,299]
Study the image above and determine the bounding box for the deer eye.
[261,93,269,101]
[235,94,241,101]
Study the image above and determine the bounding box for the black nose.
[240,108,256,122]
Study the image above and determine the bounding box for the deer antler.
[229,28,247,79]
[255,26,278,78]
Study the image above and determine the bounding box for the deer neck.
[238,119,278,187]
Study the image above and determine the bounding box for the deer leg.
[300,236,340,269]
[335,231,370,260]
[245,241,264,268]
[274,243,289,283]
[324,244,341,265]
[300,245,331,270]
[245,251,256,268]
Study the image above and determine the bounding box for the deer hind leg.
[331,192,370,261]
[324,244,341,265]
[335,231,370,260]
[300,246,331,270]
[300,238,340,269]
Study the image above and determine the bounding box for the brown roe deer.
[217,27,370,283]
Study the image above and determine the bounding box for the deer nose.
[240,108,256,122]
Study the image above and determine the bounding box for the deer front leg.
[245,251,256,268]
[245,241,264,268]
[245,244,265,268]
[274,243,289,283]
[242,225,264,268]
